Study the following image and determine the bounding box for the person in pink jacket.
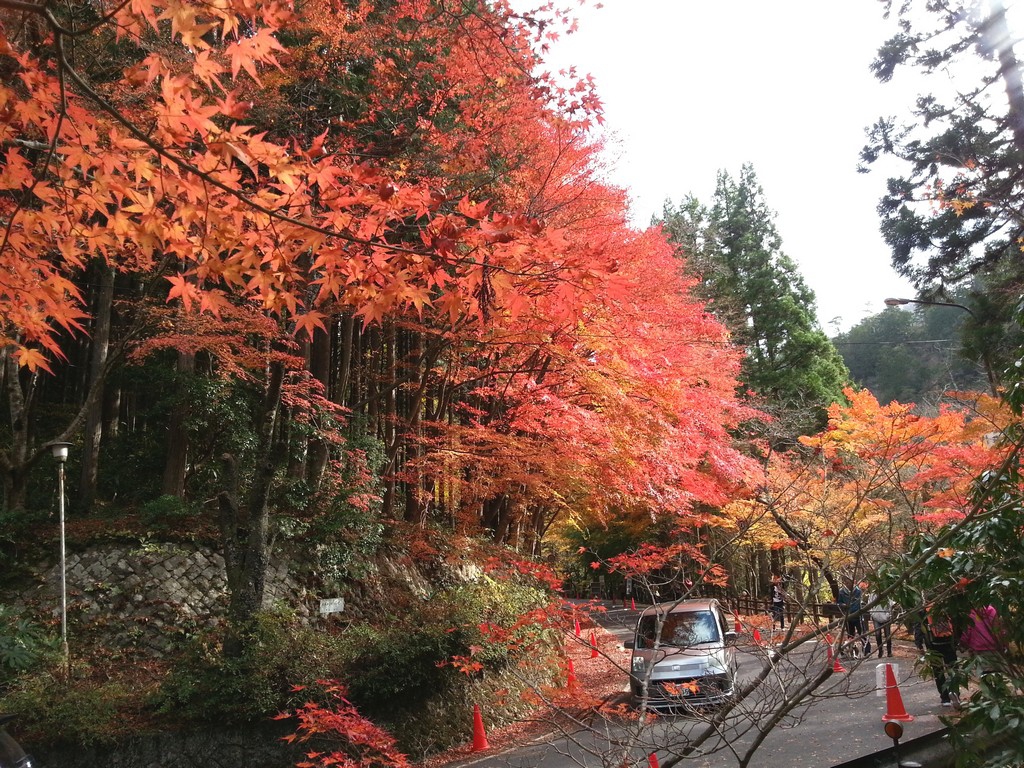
[960,605,1003,675]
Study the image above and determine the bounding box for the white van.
[625,598,739,709]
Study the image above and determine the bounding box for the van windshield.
[636,610,720,649]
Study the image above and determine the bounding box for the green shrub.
[339,622,460,716]
[0,509,50,577]
[0,672,132,747]
[0,606,59,687]
[137,495,205,538]
[300,429,387,584]
[156,611,346,723]
[339,576,556,720]
[139,495,195,524]
[440,576,559,669]
[350,576,560,758]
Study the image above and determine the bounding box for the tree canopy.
[861,0,1024,380]
[834,294,991,407]
[0,0,766,654]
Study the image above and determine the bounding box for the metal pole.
[57,459,68,659]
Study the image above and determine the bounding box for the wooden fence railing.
[727,595,843,625]
[586,580,847,625]
[600,591,844,626]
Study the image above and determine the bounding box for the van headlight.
[632,656,647,674]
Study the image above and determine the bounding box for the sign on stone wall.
[318,597,345,615]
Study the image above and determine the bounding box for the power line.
[832,339,958,346]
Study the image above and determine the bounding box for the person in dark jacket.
[913,611,927,651]
[770,574,786,630]
[837,580,869,657]
[923,605,961,709]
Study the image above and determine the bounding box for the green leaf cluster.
[0,606,59,685]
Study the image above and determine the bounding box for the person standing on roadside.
[924,605,961,709]
[867,591,894,658]
[960,604,1003,677]
[838,579,868,657]
[770,574,786,630]
[913,610,927,651]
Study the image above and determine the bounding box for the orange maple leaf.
[227,28,285,84]
[12,346,53,374]
[292,311,328,339]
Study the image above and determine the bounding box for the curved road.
[449,600,953,768]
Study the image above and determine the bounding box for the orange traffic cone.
[826,634,846,673]
[631,597,636,610]
[648,753,660,768]
[567,658,578,690]
[829,645,847,673]
[881,663,914,722]
[574,616,581,637]
[589,630,599,658]
[472,704,489,751]
[734,615,742,633]
[753,628,763,645]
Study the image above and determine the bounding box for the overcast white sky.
[529,0,923,334]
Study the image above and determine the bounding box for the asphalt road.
[449,601,955,768]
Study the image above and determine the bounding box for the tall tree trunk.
[103,381,121,439]
[79,264,115,512]
[1,356,37,513]
[402,328,426,524]
[482,494,510,538]
[306,322,332,491]
[219,358,285,658]
[2,333,122,515]
[335,314,356,408]
[493,495,515,545]
[989,0,1024,152]
[380,325,398,518]
[161,352,195,499]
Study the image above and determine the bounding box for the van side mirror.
[724,630,738,645]
[0,714,32,768]
[623,639,634,650]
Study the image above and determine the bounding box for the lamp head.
[884,721,904,741]
[884,298,911,307]
[50,442,72,463]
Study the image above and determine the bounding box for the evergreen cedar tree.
[657,163,850,441]
[858,3,1024,762]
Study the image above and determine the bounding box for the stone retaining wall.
[19,542,308,654]
[8,542,486,766]
[16,542,480,653]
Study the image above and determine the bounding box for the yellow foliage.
[732,387,1018,575]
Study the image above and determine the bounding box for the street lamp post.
[883,297,998,396]
[50,441,72,660]
[883,296,976,316]
[882,721,922,768]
